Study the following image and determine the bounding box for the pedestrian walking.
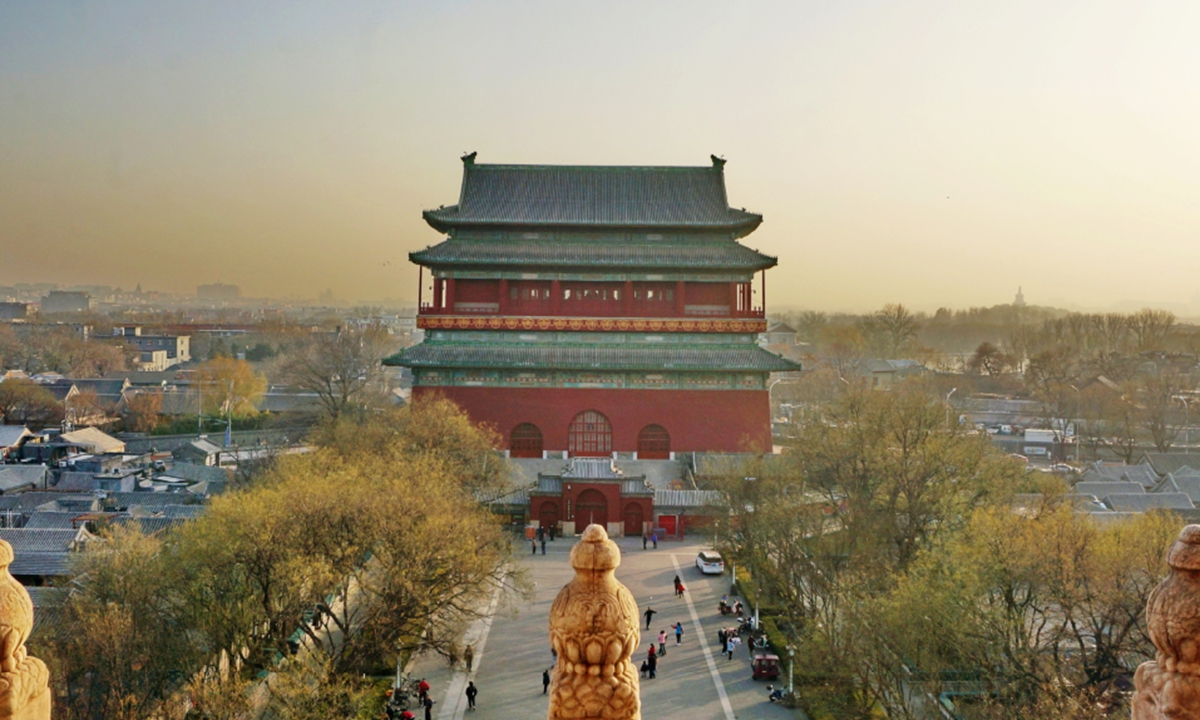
[549,525,556,541]
[642,533,648,550]
[422,695,435,720]
[726,637,735,661]
[673,574,684,597]
[651,532,658,549]
[463,644,474,673]
[640,659,648,678]
[543,668,551,694]
[644,606,656,630]
[657,630,667,656]
[531,537,537,555]
[674,622,683,645]
[465,681,478,711]
[537,526,544,542]
[717,628,727,647]
[540,536,546,555]
[417,678,430,703]
[646,646,658,679]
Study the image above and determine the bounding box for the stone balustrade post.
[547,524,640,720]
[0,539,50,720]
[1134,524,1200,719]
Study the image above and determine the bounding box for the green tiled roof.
[423,156,762,235]
[384,343,800,372]
[410,238,776,270]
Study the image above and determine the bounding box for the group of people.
[387,673,479,719]
[641,532,659,549]
[530,524,556,555]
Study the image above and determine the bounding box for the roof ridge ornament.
[711,154,726,169]
[462,151,478,167]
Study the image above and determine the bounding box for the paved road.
[406,536,800,720]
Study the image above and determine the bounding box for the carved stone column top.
[0,538,50,720]
[548,524,641,720]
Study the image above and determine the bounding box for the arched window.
[637,424,671,459]
[510,423,543,458]
[568,410,612,457]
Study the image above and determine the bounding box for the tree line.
[710,385,1177,719]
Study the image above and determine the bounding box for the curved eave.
[407,254,779,273]
[383,344,802,373]
[422,208,763,238]
[408,240,778,273]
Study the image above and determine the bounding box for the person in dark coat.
[646,646,658,678]
[540,536,546,555]
[422,695,435,720]
[542,668,551,694]
[531,537,537,555]
[465,681,478,711]
[644,606,656,630]
[642,534,648,550]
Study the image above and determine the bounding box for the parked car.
[696,550,724,575]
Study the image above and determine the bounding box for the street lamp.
[1179,396,1191,454]
[945,387,957,428]
[788,645,795,696]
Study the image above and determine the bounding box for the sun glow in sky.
[3,1,1200,312]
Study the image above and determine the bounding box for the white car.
[696,550,724,575]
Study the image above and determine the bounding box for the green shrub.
[760,616,789,654]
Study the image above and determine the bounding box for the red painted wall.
[413,386,771,453]
[455,279,499,302]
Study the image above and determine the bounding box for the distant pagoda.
[385,153,799,457]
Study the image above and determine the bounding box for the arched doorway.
[575,489,608,528]
[538,500,560,530]
[510,423,543,458]
[568,410,612,457]
[637,424,671,459]
[623,502,644,537]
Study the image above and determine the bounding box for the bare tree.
[282,325,397,422]
[873,303,920,357]
[1140,371,1187,452]
[1130,308,1176,352]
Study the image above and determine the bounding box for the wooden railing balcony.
[418,304,765,319]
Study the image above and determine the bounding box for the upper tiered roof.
[423,154,762,236]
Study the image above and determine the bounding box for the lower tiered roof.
[384,343,799,372]
[411,237,776,271]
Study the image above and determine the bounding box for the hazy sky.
[3,1,1199,312]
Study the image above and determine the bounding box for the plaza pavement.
[406,536,802,720]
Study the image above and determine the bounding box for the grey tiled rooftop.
[423,161,762,232]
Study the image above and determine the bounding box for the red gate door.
[623,503,644,537]
[575,489,608,528]
[538,501,560,530]
[657,515,677,536]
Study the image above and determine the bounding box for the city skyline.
[3,2,1199,312]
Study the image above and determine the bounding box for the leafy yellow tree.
[883,503,1178,714]
[124,390,163,433]
[316,395,508,492]
[39,402,514,718]
[0,378,62,427]
[197,357,267,418]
